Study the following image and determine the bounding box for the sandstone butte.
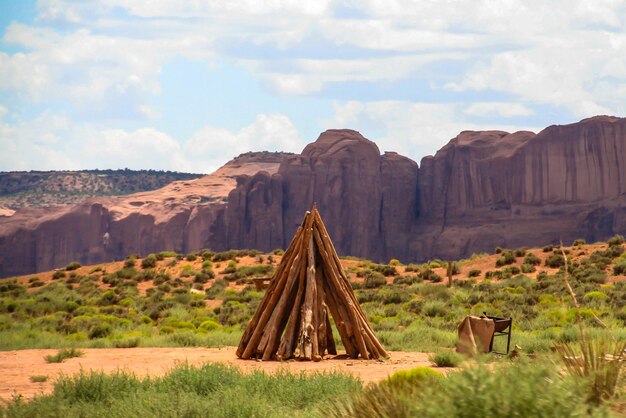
[0,116,625,278]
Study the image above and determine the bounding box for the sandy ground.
[0,347,434,403]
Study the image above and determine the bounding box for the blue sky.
[0,0,624,172]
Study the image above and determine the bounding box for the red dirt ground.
[0,347,435,403]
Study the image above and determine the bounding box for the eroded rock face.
[414,116,626,260]
[1,117,625,277]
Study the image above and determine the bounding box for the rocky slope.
[1,117,625,277]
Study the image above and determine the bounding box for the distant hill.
[0,169,203,209]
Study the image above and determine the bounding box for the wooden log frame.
[237,205,388,361]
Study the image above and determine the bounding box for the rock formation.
[1,117,625,278]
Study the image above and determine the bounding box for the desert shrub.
[206,279,228,299]
[369,263,398,276]
[404,263,420,272]
[429,350,462,367]
[485,270,511,280]
[423,301,447,317]
[44,348,84,363]
[614,261,626,276]
[542,245,554,252]
[393,275,422,285]
[65,262,82,271]
[503,266,520,275]
[52,271,66,280]
[115,268,136,280]
[607,234,625,246]
[30,375,49,383]
[29,279,45,288]
[545,253,565,268]
[514,247,527,257]
[494,246,503,254]
[193,271,213,284]
[141,254,157,269]
[180,264,197,278]
[468,269,481,278]
[220,260,238,274]
[495,250,516,267]
[597,244,624,259]
[113,338,140,348]
[572,238,586,246]
[380,289,411,305]
[198,319,221,332]
[523,253,541,266]
[88,323,112,339]
[363,271,386,289]
[520,263,536,273]
[186,254,197,262]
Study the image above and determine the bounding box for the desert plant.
[65,262,82,271]
[495,250,516,267]
[553,245,625,406]
[468,269,481,277]
[545,253,565,268]
[607,234,625,246]
[30,375,49,383]
[141,254,157,269]
[429,350,462,367]
[44,348,84,363]
[514,247,527,257]
[363,271,386,289]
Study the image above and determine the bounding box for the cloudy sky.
[0,0,624,173]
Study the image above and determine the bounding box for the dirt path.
[0,347,434,403]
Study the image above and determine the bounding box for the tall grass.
[321,360,610,418]
[553,246,625,405]
[3,363,361,418]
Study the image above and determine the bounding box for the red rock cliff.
[1,117,625,277]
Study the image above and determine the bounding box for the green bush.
[141,254,157,269]
[495,250,516,267]
[572,238,586,246]
[545,253,565,268]
[520,263,536,273]
[523,253,541,266]
[514,247,527,257]
[323,362,598,418]
[607,234,625,246]
[423,301,447,317]
[363,271,386,289]
[468,269,481,277]
[52,271,66,280]
[429,350,462,367]
[44,348,84,363]
[65,262,82,271]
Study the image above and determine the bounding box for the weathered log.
[240,226,306,359]
[238,206,387,361]
[237,223,304,358]
[313,211,387,358]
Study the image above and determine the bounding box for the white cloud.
[464,103,534,118]
[0,110,303,173]
[184,113,304,171]
[1,0,626,173]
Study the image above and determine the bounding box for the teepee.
[236,205,387,361]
